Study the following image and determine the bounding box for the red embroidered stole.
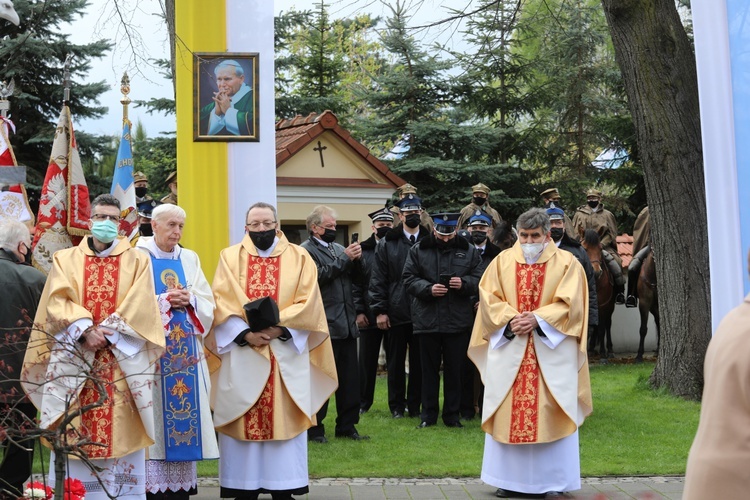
[509,262,546,444]
[242,255,280,440]
[78,255,120,458]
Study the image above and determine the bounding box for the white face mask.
[521,242,546,262]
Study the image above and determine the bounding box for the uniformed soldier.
[134,171,152,204]
[161,170,178,205]
[540,187,575,238]
[391,183,432,230]
[132,198,161,246]
[456,183,502,230]
[626,206,651,307]
[572,188,625,303]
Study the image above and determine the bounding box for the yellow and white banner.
[176,1,276,276]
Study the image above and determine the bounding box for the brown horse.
[636,249,660,362]
[582,228,616,358]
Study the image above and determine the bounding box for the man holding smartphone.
[402,212,483,429]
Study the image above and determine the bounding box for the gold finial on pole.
[120,72,131,122]
[62,54,73,104]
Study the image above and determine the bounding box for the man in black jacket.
[301,205,369,442]
[547,203,599,338]
[461,211,502,420]
[403,213,483,428]
[353,205,394,414]
[369,194,427,419]
[0,219,46,499]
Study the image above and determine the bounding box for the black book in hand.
[243,296,280,332]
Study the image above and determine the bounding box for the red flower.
[63,478,86,500]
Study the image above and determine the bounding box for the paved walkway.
[193,476,684,499]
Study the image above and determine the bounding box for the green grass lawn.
[34,361,700,478]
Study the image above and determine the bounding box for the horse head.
[582,228,604,277]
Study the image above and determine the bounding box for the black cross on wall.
[313,140,327,168]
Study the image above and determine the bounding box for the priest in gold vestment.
[468,208,592,498]
[21,194,165,499]
[207,202,337,500]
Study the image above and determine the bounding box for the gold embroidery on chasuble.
[242,255,280,440]
[78,256,125,458]
[509,263,546,444]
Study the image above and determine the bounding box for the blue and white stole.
[151,257,203,461]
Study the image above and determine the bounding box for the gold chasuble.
[207,232,337,442]
[22,237,165,459]
[468,241,592,445]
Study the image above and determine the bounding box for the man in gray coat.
[0,219,46,499]
[301,205,369,442]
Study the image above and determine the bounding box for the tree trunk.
[601,0,710,399]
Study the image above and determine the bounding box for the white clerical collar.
[232,83,251,104]
[139,236,182,259]
[257,237,280,257]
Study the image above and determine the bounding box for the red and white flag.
[32,105,90,274]
[0,115,34,223]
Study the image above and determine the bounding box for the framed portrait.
[194,52,260,142]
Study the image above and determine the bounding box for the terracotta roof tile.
[275,110,405,188]
[617,233,634,269]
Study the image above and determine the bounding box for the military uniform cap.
[368,203,394,222]
[586,188,603,198]
[165,171,177,185]
[395,193,422,212]
[546,202,565,220]
[468,210,492,227]
[432,212,460,235]
[471,183,490,195]
[137,199,161,218]
[134,171,148,183]
[398,183,418,196]
[540,187,560,199]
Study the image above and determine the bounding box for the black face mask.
[135,186,148,198]
[140,223,153,237]
[320,228,337,244]
[473,196,486,206]
[587,200,599,209]
[550,227,565,242]
[20,243,32,265]
[376,226,390,239]
[249,228,276,250]
[404,214,421,229]
[471,232,488,244]
[435,236,454,248]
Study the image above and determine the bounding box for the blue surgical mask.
[91,220,119,244]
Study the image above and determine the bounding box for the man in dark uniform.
[541,187,575,238]
[391,183,432,231]
[461,211,503,420]
[301,205,369,442]
[0,219,46,500]
[403,212,483,429]
[548,203,598,343]
[369,194,428,419]
[354,205,394,414]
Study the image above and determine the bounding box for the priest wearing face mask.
[206,202,337,499]
[301,205,369,443]
[457,183,503,230]
[22,193,165,499]
[468,207,592,499]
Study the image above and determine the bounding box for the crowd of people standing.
[1,181,639,500]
